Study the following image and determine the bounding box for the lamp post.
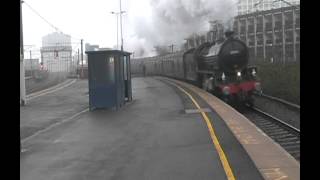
[20,0,26,106]
[119,0,123,51]
[111,10,126,51]
[20,0,25,154]
[24,45,35,76]
[168,44,174,53]
[111,12,119,50]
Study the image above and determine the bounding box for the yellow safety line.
[167,80,236,180]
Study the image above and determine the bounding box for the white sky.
[22,0,152,56]
[22,0,300,59]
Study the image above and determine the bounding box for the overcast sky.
[22,0,238,58]
[22,0,151,53]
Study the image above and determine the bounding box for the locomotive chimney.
[225,30,235,39]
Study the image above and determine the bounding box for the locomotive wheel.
[244,92,255,107]
[212,87,221,98]
[246,97,254,107]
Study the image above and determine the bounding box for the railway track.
[26,79,76,101]
[253,93,300,112]
[241,105,300,162]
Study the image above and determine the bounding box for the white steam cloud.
[125,0,237,57]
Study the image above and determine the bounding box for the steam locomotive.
[132,31,262,106]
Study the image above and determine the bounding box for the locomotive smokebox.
[218,39,248,74]
[202,37,249,74]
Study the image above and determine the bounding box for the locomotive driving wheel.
[246,96,254,107]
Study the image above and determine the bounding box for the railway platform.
[20,77,299,180]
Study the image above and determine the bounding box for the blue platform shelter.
[86,50,132,111]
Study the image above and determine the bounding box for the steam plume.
[126,0,237,57]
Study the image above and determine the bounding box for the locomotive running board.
[196,70,215,75]
[185,108,212,114]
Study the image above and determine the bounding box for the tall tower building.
[40,32,72,72]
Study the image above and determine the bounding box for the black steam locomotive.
[132,31,262,106]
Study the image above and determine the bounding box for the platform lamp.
[111,10,126,51]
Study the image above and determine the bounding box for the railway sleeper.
[274,137,299,142]
[254,125,279,130]
[277,132,300,141]
[289,150,301,155]
[281,142,300,147]
[264,130,290,136]
[266,129,294,137]
[250,118,271,123]
[283,145,300,151]
[265,131,291,137]
[261,127,284,132]
[255,121,277,125]
[278,141,300,146]
[262,130,290,136]
[273,135,298,140]
[255,123,279,128]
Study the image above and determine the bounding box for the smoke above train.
[126,0,237,57]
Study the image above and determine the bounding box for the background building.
[233,4,300,62]
[85,43,99,51]
[184,21,225,50]
[183,2,300,63]
[237,0,300,15]
[40,32,72,72]
[207,20,225,42]
[184,32,208,50]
